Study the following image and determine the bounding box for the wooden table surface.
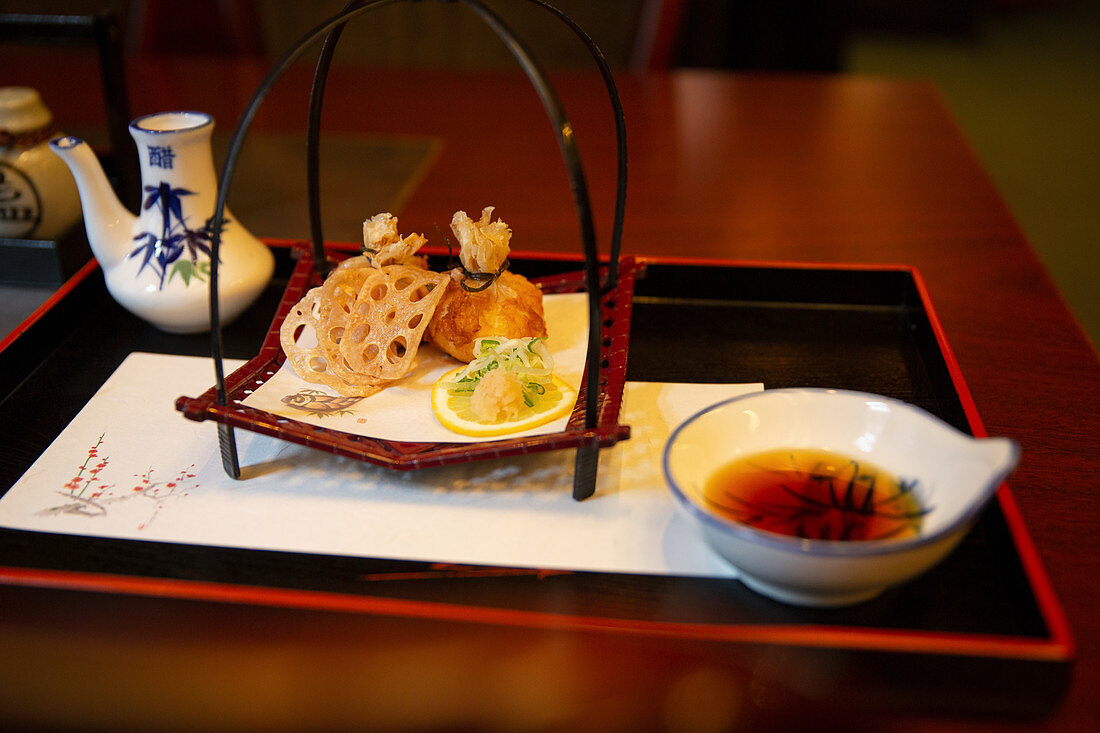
[3,54,1098,731]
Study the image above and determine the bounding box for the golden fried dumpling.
[425,206,547,362]
[426,270,547,362]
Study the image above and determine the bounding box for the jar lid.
[0,86,53,135]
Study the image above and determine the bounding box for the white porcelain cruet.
[50,110,273,334]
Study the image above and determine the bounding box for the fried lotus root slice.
[315,266,380,385]
[426,270,547,362]
[279,288,383,398]
[340,264,450,381]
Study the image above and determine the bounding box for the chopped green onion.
[451,336,555,391]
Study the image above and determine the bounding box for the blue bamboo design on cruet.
[130,180,224,289]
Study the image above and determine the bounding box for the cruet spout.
[48,135,137,270]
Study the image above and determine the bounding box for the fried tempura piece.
[361,212,428,268]
[339,264,450,381]
[279,214,443,396]
[426,270,546,362]
[451,206,510,275]
[279,288,385,397]
[426,206,546,362]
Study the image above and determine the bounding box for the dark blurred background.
[3,0,1097,345]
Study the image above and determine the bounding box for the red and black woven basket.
[175,0,632,500]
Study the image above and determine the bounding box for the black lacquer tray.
[0,1,1075,716]
[0,248,1073,717]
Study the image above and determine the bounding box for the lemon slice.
[431,367,577,437]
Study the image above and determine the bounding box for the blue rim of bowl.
[661,388,1019,557]
[130,111,213,134]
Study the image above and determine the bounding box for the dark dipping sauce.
[703,448,928,541]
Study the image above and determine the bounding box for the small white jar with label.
[0,86,82,241]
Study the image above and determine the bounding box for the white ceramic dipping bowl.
[663,388,1019,607]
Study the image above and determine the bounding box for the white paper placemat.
[0,352,761,578]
